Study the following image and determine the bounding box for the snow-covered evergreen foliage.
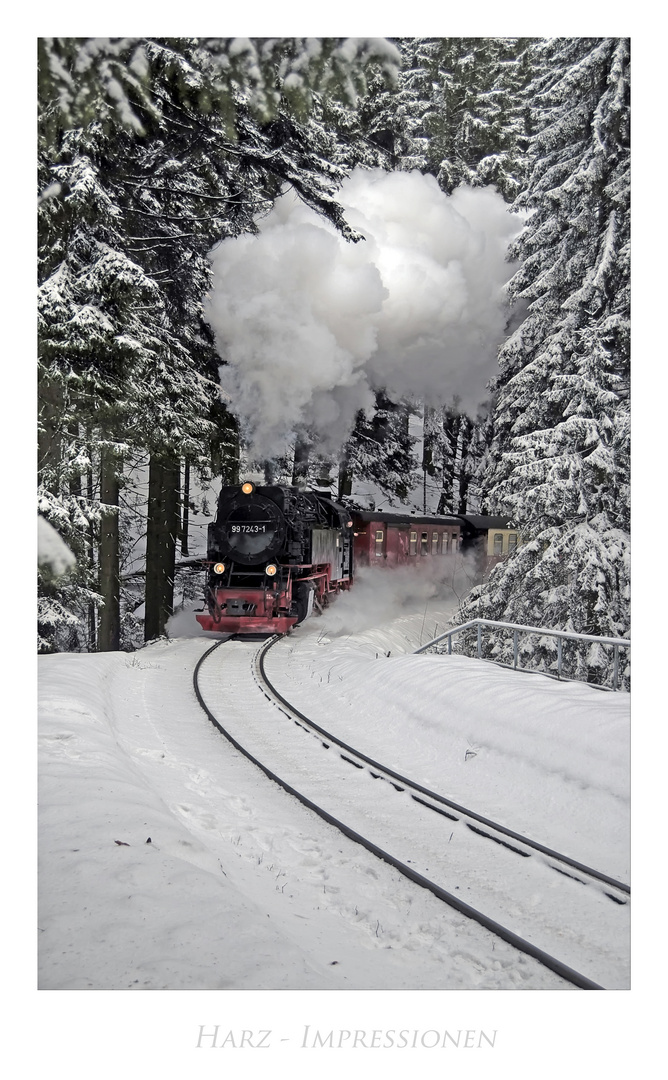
[38,36,632,682]
[358,38,534,203]
[37,37,401,651]
[38,38,400,144]
[458,38,630,688]
[37,485,100,653]
[423,402,476,514]
[339,37,535,512]
[342,394,420,506]
[426,37,535,202]
[37,117,166,650]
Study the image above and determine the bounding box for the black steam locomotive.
[196,481,354,635]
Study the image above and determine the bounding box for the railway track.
[193,635,630,990]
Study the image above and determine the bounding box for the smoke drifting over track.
[313,562,474,638]
[205,169,521,459]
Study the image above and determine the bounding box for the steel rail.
[193,638,605,990]
[256,637,630,898]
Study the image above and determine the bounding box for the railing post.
[414,619,629,690]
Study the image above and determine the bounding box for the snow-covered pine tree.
[108,44,237,641]
[340,393,420,506]
[359,37,535,201]
[383,38,443,172]
[460,403,498,515]
[39,44,243,648]
[424,401,475,514]
[425,37,535,201]
[38,38,401,146]
[38,37,402,649]
[457,38,630,688]
[38,116,171,651]
[344,39,535,511]
[128,39,404,638]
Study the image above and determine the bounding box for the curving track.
[194,635,630,990]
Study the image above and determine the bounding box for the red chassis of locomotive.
[196,482,510,636]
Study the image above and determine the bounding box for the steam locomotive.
[196,480,516,636]
[196,482,354,634]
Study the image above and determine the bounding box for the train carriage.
[196,481,519,636]
[457,514,521,573]
[350,510,463,567]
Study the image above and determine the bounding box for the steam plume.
[205,168,521,459]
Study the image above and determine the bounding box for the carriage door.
[374,527,386,561]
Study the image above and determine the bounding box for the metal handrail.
[415,618,631,691]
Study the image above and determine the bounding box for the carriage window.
[493,533,504,556]
[432,532,439,554]
[508,533,518,552]
[409,531,417,555]
[375,530,384,556]
[420,532,429,555]
[442,532,449,553]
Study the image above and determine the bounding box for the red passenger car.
[350,510,462,568]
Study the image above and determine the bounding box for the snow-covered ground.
[30,581,644,1073]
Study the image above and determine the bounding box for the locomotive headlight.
[213,562,226,575]
[241,481,255,495]
[265,564,278,577]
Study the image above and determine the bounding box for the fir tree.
[458,38,630,688]
[425,37,535,201]
[38,118,168,650]
[38,37,402,649]
[341,393,419,505]
[38,37,401,145]
[425,402,475,514]
[358,38,535,202]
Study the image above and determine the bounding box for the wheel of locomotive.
[294,582,315,624]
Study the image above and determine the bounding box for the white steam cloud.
[310,559,477,638]
[205,168,521,459]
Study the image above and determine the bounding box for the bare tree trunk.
[86,457,97,651]
[180,457,190,557]
[337,460,352,499]
[38,371,63,485]
[68,421,82,498]
[98,445,120,651]
[457,418,473,514]
[144,453,179,641]
[292,435,311,486]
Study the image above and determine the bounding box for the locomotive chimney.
[263,460,275,485]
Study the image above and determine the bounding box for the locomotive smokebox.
[213,487,287,566]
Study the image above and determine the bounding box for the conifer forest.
[37,38,630,684]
